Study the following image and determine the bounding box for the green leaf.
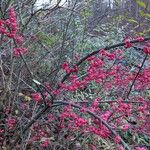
[80,9,92,18]
[127,18,138,24]
[139,10,150,18]
[145,13,150,18]
[139,10,146,17]
[136,0,146,8]
[36,32,57,46]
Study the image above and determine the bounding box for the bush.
[0,5,150,150]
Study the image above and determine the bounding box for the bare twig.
[126,54,148,99]
[0,55,6,89]
[21,0,62,32]
[61,36,150,83]
[53,101,131,150]
[10,100,131,150]
[10,36,150,149]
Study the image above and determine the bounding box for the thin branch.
[126,54,148,99]
[10,104,50,149]
[10,36,150,149]
[11,100,131,150]
[61,36,150,83]
[75,100,146,104]
[20,53,55,101]
[0,55,6,89]
[60,0,78,52]
[54,101,131,150]
[3,64,36,91]
[21,0,62,32]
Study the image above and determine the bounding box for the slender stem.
[20,53,54,100]
[10,37,150,149]
[11,101,131,150]
[21,0,62,32]
[75,100,146,104]
[0,55,5,89]
[54,101,131,150]
[126,54,148,99]
[61,37,150,83]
